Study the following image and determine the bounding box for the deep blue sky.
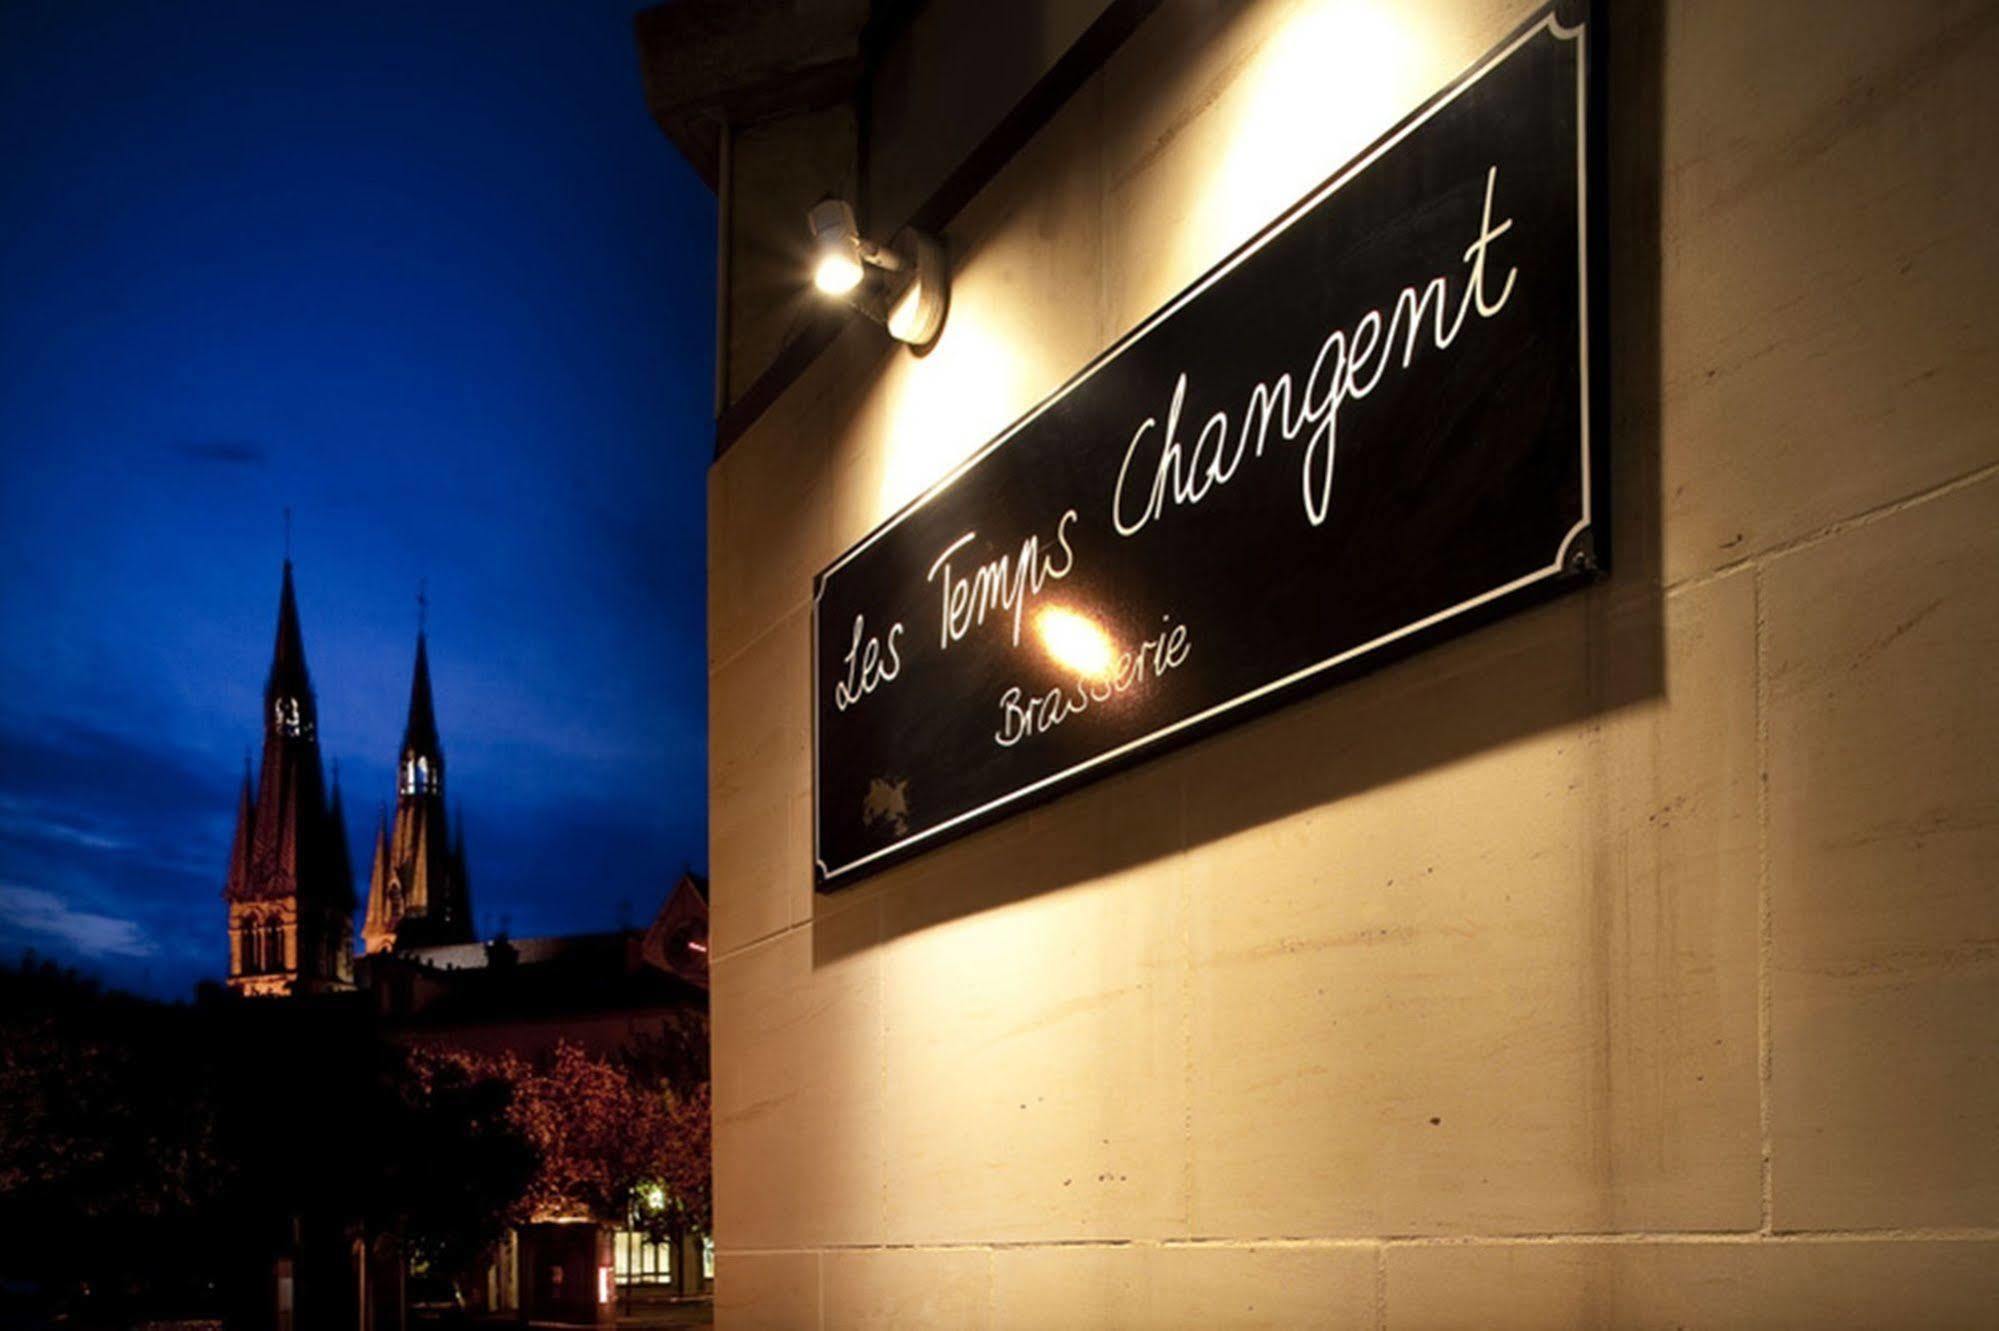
[0,1,714,998]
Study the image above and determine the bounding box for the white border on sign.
[813,8,1591,884]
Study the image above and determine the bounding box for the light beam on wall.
[1151,2,1432,314]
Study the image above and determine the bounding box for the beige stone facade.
[673,1,1999,1324]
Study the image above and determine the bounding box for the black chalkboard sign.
[813,4,1602,887]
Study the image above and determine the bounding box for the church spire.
[402,628,441,763]
[362,805,394,954]
[261,559,318,751]
[397,613,443,801]
[367,620,472,952]
[265,559,313,722]
[224,554,353,995]
[223,753,255,901]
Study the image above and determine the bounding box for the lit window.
[613,1196,674,1288]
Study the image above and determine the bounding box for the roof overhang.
[633,0,883,189]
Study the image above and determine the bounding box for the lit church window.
[401,755,436,795]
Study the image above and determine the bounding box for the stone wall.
[702,1,1999,1325]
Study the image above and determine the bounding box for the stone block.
[1384,1237,1999,1330]
[1656,0,1999,582]
[710,606,813,957]
[712,903,885,1250]
[1593,575,1763,1230]
[992,1242,1378,1329]
[715,1249,819,1331]
[1183,571,1759,1235]
[709,317,889,671]
[1764,475,1999,1228]
[877,761,1191,1243]
[822,1247,990,1330]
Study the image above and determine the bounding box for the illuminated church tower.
[361,623,473,952]
[223,561,357,995]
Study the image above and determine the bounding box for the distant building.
[215,561,711,1322]
[223,560,355,996]
[222,560,476,994]
[358,872,713,1321]
[360,871,709,1059]
[361,626,475,952]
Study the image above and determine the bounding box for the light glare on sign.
[1035,606,1116,680]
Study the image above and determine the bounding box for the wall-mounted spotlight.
[807,197,948,348]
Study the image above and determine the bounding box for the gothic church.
[224,561,472,996]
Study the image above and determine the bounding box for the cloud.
[0,883,156,958]
[0,712,232,991]
[0,793,131,853]
[171,439,267,466]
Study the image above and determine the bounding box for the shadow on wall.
[813,0,1667,961]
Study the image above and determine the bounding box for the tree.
[428,1041,711,1248]
[502,1041,664,1225]
[656,1079,712,1237]
[395,1047,539,1276]
[0,958,390,1322]
[622,1007,709,1093]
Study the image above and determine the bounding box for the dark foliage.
[619,1004,710,1096]
[1,958,229,1320]
[392,1048,538,1276]
[0,957,537,1326]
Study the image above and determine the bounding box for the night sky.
[0,1,715,998]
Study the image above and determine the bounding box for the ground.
[431,1290,712,1330]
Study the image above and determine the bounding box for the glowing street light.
[805,197,948,346]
